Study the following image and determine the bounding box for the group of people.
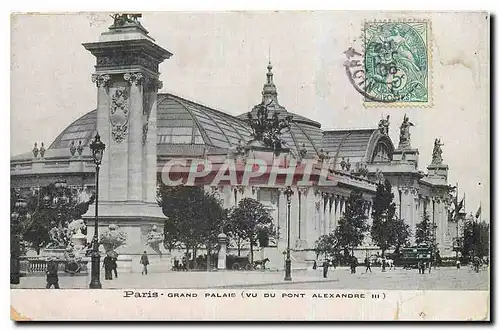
[417,260,432,274]
[103,254,119,280]
[313,257,359,278]
[45,251,151,289]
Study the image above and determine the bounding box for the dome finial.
[266,62,273,84]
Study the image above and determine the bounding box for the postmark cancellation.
[346,20,431,108]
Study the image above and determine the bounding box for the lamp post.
[89,133,105,289]
[284,186,293,281]
[381,211,387,272]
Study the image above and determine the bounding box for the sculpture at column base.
[146,225,164,257]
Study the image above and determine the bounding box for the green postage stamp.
[363,21,430,107]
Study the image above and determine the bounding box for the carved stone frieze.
[110,86,129,143]
[96,54,159,72]
[401,186,419,196]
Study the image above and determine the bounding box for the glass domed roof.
[156,94,252,149]
[47,63,325,158]
[49,110,97,150]
[48,93,255,156]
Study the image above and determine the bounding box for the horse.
[252,258,270,270]
[375,257,394,270]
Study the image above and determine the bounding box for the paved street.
[12,266,489,290]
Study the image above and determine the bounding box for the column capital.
[145,77,163,91]
[91,73,111,87]
[124,72,144,86]
[297,186,308,195]
[233,185,245,194]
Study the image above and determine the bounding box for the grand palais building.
[10,15,458,267]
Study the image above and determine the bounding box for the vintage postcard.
[10,11,490,321]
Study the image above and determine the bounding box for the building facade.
[10,16,459,264]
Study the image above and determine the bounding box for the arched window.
[372,142,392,162]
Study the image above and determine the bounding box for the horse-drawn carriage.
[399,246,432,269]
[226,255,270,270]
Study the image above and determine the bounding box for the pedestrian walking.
[456,260,461,269]
[322,260,329,278]
[173,257,180,271]
[141,251,149,275]
[45,257,60,289]
[103,255,113,280]
[427,261,431,274]
[111,257,118,278]
[312,260,317,270]
[365,257,372,273]
[350,257,357,274]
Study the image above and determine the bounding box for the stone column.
[277,188,286,245]
[305,188,316,249]
[440,201,448,250]
[298,187,308,242]
[319,193,325,235]
[313,190,321,239]
[108,82,129,202]
[92,74,111,201]
[217,233,228,270]
[290,187,299,246]
[144,78,162,204]
[125,73,144,201]
[329,195,335,232]
[334,195,340,228]
[338,196,345,221]
[252,186,260,200]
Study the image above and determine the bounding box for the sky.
[10,11,490,220]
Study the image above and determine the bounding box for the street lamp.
[284,186,293,281]
[381,210,387,272]
[89,133,105,289]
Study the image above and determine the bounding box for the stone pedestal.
[82,19,172,256]
[426,163,449,185]
[393,148,419,168]
[217,233,228,270]
[71,230,87,249]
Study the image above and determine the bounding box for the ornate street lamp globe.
[55,180,67,189]
[15,199,28,210]
[90,133,106,166]
[11,212,19,221]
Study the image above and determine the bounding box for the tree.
[224,207,246,256]
[314,233,338,259]
[227,198,276,264]
[461,217,489,261]
[390,218,411,255]
[158,184,226,270]
[334,190,370,257]
[415,212,433,246]
[11,185,94,255]
[371,179,411,257]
